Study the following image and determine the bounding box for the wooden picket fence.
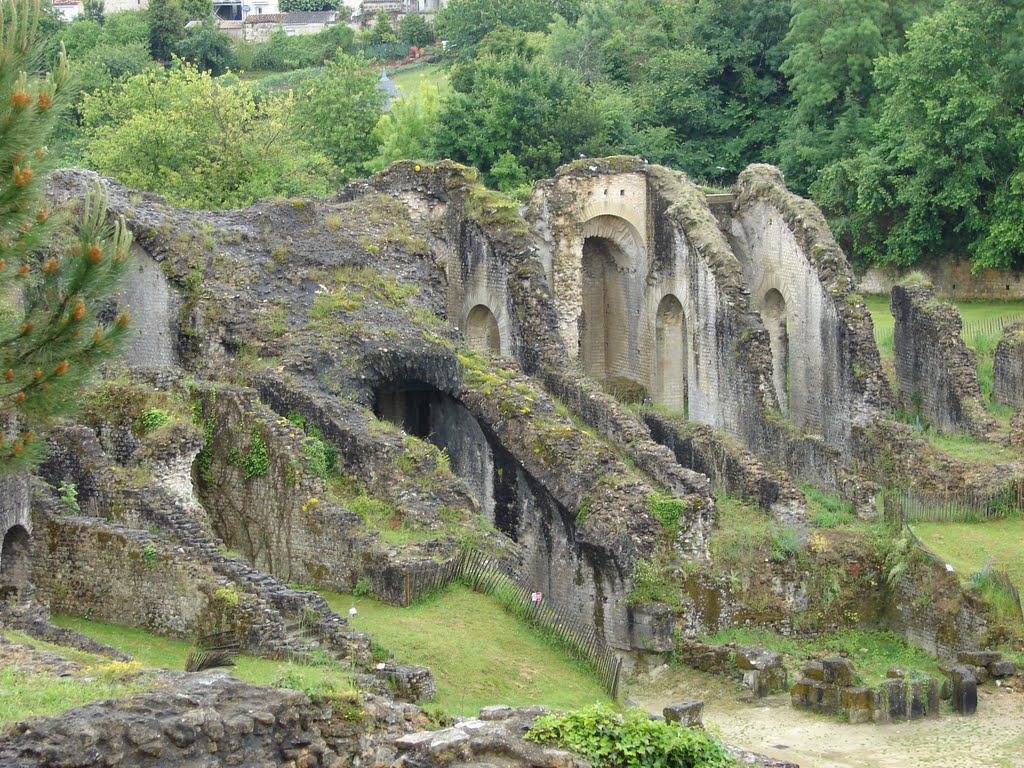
[400,550,623,700]
[881,485,1024,524]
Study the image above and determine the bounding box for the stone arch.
[761,288,789,414]
[655,294,687,413]
[580,236,632,386]
[465,304,501,355]
[0,524,31,594]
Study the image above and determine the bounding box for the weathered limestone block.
[891,284,996,437]
[736,647,788,697]
[885,679,907,721]
[993,322,1024,407]
[947,666,978,715]
[821,656,857,686]
[663,701,704,728]
[989,659,1017,678]
[957,650,1002,667]
[839,687,875,724]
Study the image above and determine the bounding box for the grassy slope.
[911,518,1024,587]
[322,585,608,717]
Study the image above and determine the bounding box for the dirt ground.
[629,664,1024,768]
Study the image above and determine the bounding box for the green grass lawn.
[390,62,449,98]
[322,585,609,717]
[50,617,356,695]
[701,627,943,687]
[911,518,1024,587]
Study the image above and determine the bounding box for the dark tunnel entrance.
[373,386,522,539]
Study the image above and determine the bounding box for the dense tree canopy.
[82,63,332,207]
[29,0,1024,271]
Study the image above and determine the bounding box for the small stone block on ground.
[663,701,704,728]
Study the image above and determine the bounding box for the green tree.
[1,0,131,471]
[81,0,104,24]
[292,52,383,182]
[365,85,441,172]
[398,12,432,48]
[435,42,607,183]
[366,10,397,45]
[814,0,1024,269]
[148,0,185,61]
[82,62,332,207]
[435,0,579,59]
[174,17,235,74]
[778,0,938,193]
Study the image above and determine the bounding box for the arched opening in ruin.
[374,386,517,537]
[465,304,501,355]
[0,525,31,594]
[580,236,632,390]
[762,288,790,415]
[655,294,687,414]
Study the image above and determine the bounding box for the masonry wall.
[891,284,995,437]
[861,261,1024,300]
[113,243,179,368]
[32,515,236,640]
[193,384,372,592]
[728,165,891,451]
[993,322,1024,408]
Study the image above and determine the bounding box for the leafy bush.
[647,492,686,533]
[135,408,173,435]
[527,704,734,768]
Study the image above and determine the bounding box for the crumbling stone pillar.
[947,666,978,715]
[993,322,1024,407]
[891,284,996,437]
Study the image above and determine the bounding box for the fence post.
[611,656,623,701]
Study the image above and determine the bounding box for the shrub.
[527,704,733,768]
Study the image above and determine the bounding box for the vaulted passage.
[762,289,789,414]
[655,294,687,413]
[374,387,518,538]
[0,525,31,595]
[466,304,501,355]
[580,237,631,387]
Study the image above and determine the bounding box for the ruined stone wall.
[112,243,180,368]
[527,160,780,450]
[31,514,249,642]
[993,322,1024,407]
[861,260,1024,300]
[891,284,995,437]
[192,384,373,592]
[729,165,890,450]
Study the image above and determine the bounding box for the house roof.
[51,0,82,6]
[244,13,286,24]
[279,11,337,24]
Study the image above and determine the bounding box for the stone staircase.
[41,424,369,666]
